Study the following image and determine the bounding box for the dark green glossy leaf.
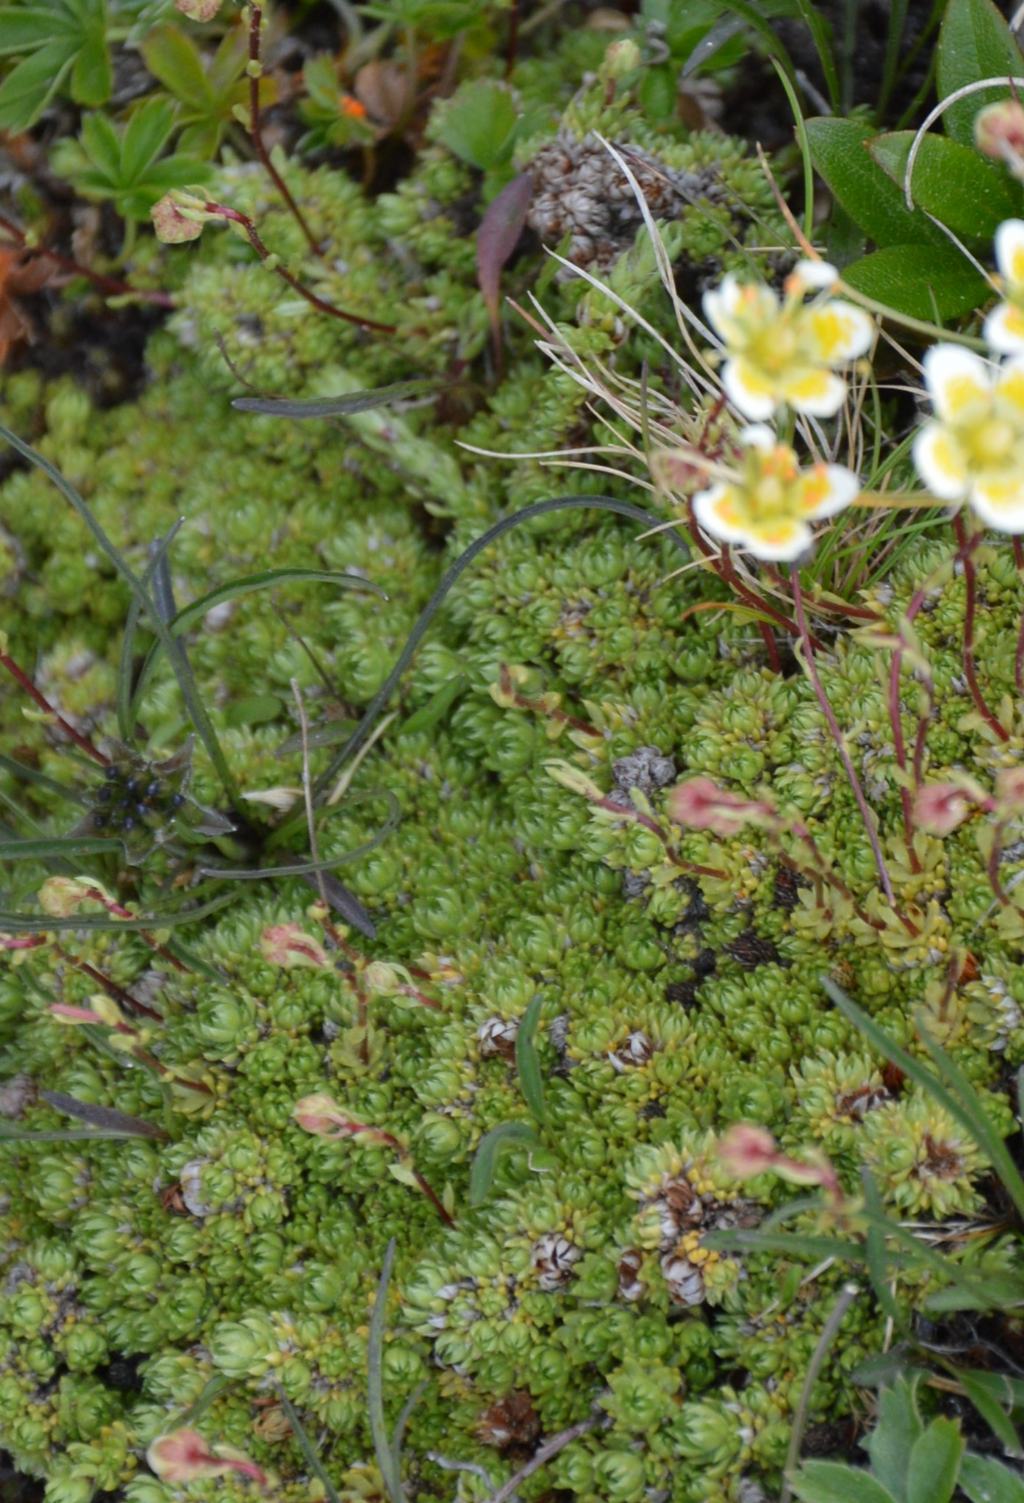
[840,243,987,321]
[937,0,1024,146]
[869,129,1021,239]
[806,116,946,247]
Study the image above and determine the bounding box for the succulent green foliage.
[4,9,1024,1503]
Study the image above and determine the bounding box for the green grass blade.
[0,754,89,807]
[861,1169,905,1325]
[823,977,1024,1221]
[232,379,437,418]
[516,994,546,1125]
[130,568,383,726]
[274,1387,342,1503]
[0,890,236,931]
[39,1089,168,1140]
[176,1375,233,1429]
[0,425,237,802]
[0,835,122,860]
[311,494,690,801]
[916,1026,1024,1222]
[469,1122,539,1206]
[117,522,182,742]
[705,1228,868,1263]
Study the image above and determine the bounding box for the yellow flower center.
[737,445,802,522]
[748,320,799,374]
[971,417,1016,463]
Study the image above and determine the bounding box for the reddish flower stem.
[952,513,1009,742]
[0,650,109,765]
[595,796,728,880]
[208,203,394,333]
[0,214,173,306]
[247,5,323,260]
[684,500,815,651]
[413,1169,456,1226]
[987,818,1012,908]
[790,565,898,911]
[58,948,163,1021]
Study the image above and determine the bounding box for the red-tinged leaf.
[40,1089,168,1139]
[476,170,534,350]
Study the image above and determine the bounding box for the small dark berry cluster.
[92,765,186,833]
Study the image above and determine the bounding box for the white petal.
[693,483,749,547]
[921,344,993,421]
[804,301,874,362]
[803,465,861,521]
[912,422,969,501]
[779,367,846,417]
[995,218,1024,290]
[721,358,777,420]
[984,300,1024,354]
[970,473,1024,532]
[793,259,838,290]
[702,275,743,340]
[742,519,815,563]
[738,424,776,451]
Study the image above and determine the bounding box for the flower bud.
[602,38,641,78]
[975,99,1024,168]
[260,924,330,970]
[146,1429,266,1486]
[716,1123,780,1179]
[38,876,110,917]
[174,0,220,18]
[150,191,219,245]
[667,777,774,836]
[912,780,986,835]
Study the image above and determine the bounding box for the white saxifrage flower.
[985,218,1024,353]
[702,260,873,420]
[691,425,860,561]
[913,344,1024,532]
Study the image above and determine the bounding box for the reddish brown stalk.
[685,500,814,650]
[0,650,108,765]
[0,214,173,306]
[76,886,187,972]
[594,796,728,881]
[763,564,881,624]
[208,202,394,333]
[790,564,898,911]
[247,5,322,259]
[952,513,1009,742]
[788,821,889,933]
[413,1169,456,1226]
[58,948,163,1021]
[987,822,1012,908]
